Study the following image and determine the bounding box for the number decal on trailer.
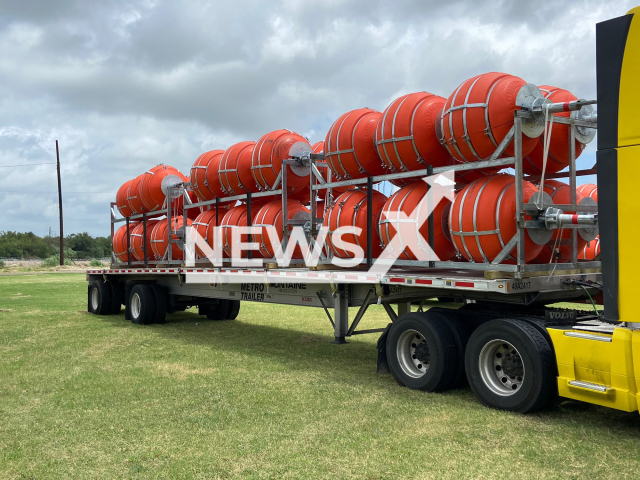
[510,281,531,291]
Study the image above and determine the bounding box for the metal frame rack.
[111,108,599,280]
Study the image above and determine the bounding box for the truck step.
[564,331,612,342]
[568,380,610,393]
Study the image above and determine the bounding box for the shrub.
[0,259,5,268]
[41,254,73,267]
[89,259,104,267]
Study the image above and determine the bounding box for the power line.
[0,162,57,168]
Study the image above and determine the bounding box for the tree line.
[0,231,111,259]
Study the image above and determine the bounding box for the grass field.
[1,274,639,479]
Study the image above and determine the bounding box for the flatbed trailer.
[86,7,640,414]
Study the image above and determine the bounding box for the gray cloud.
[0,0,632,236]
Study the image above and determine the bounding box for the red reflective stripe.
[286,272,297,276]
[390,277,404,283]
[572,214,579,224]
[416,279,432,285]
[345,275,359,280]
[563,102,571,112]
[455,281,474,288]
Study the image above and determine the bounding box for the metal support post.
[142,213,148,266]
[110,202,116,265]
[332,287,349,344]
[310,157,318,237]
[427,164,435,267]
[215,198,219,226]
[514,115,525,277]
[569,123,578,265]
[282,162,289,249]
[397,302,412,317]
[366,176,373,269]
[246,192,252,260]
[126,217,131,266]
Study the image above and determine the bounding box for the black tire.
[106,280,123,314]
[226,300,240,320]
[148,284,167,324]
[89,280,111,316]
[386,312,458,392]
[129,284,155,325]
[465,318,556,414]
[205,299,230,320]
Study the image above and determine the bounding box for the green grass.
[0,274,639,479]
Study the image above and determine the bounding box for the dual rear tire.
[386,311,556,413]
[89,279,123,315]
[203,299,241,320]
[129,284,167,325]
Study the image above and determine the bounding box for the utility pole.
[56,140,64,266]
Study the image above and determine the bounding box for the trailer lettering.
[241,292,265,301]
[270,283,307,290]
[240,283,265,292]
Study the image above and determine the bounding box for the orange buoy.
[449,174,544,263]
[192,209,223,258]
[130,220,160,261]
[577,183,598,202]
[138,164,187,213]
[219,205,263,258]
[579,236,600,260]
[324,189,388,259]
[379,181,456,261]
[219,141,259,197]
[523,86,586,175]
[113,222,138,262]
[376,92,451,187]
[150,217,192,261]
[125,175,145,215]
[440,72,538,163]
[116,179,134,218]
[534,179,586,263]
[325,108,385,181]
[252,129,312,195]
[190,150,225,201]
[312,140,351,200]
[254,200,310,258]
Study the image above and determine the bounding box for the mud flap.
[376,323,393,374]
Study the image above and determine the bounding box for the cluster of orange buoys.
[113,72,598,265]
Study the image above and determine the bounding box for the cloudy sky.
[0,0,632,237]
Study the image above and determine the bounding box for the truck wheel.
[465,318,556,413]
[227,300,240,320]
[129,284,155,325]
[148,284,167,324]
[89,280,111,316]
[106,280,123,314]
[205,299,230,320]
[386,312,458,392]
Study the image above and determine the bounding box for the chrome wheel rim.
[479,339,525,396]
[131,292,141,319]
[91,287,99,311]
[397,329,430,378]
